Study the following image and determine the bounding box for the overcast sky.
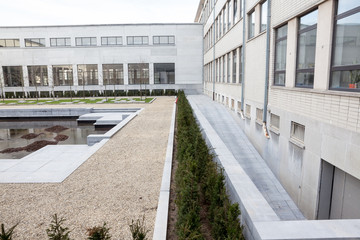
[0,0,199,26]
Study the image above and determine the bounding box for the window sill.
[247,31,266,43]
[269,126,280,135]
[255,119,262,126]
[245,115,251,120]
[289,138,305,149]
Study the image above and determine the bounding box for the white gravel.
[0,97,175,239]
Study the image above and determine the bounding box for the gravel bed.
[0,97,174,239]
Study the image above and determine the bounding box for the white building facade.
[196,0,360,220]
[0,23,203,97]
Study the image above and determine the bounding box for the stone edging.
[152,101,176,240]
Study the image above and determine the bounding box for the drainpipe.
[262,0,271,139]
[240,0,246,117]
[212,1,216,100]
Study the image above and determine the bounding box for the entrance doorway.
[318,160,360,219]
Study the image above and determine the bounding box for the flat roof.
[0,23,203,29]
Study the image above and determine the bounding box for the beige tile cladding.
[269,88,360,133]
[271,0,327,27]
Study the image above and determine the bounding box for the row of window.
[274,1,360,91]
[0,35,176,48]
[204,0,244,52]
[248,0,268,39]
[214,93,306,145]
[204,47,243,84]
[1,63,175,87]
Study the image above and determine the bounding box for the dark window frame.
[295,9,318,88]
[127,36,149,45]
[101,36,123,46]
[25,38,46,47]
[0,39,20,47]
[274,24,288,86]
[50,37,71,47]
[248,10,255,39]
[329,2,360,92]
[260,1,268,33]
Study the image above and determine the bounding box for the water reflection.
[0,119,107,159]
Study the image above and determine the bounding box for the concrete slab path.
[187,95,305,221]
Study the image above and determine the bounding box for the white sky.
[0,0,200,26]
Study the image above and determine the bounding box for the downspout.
[240,0,246,119]
[212,1,216,100]
[262,0,271,138]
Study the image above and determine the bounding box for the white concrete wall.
[0,24,203,93]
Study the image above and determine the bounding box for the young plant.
[87,222,111,240]
[0,223,18,240]
[46,214,72,240]
[129,216,149,240]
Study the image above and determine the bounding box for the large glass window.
[75,37,97,46]
[228,1,232,29]
[25,38,45,47]
[248,11,255,39]
[153,36,175,45]
[127,36,148,45]
[52,65,73,86]
[154,63,175,84]
[28,66,48,86]
[223,9,226,33]
[239,47,243,83]
[330,1,360,90]
[50,38,71,47]
[240,0,244,18]
[260,1,268,32]
[233,0,238,23]
[227,53,231,83]
[2,66,23,87]
[102,64,124,85]
[0,39,20,47]
[232,49,237,83]
[274,24,288,86]
[296,10,318,88]
[78,64,98,85]
[223,55,226,82]
[101,37,122,46]
[128,63,149,84]
[216,59,219,82]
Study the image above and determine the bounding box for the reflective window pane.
[300,10,318,30]
[2,66,23,87]
[101,37,107,45]
[276,25,288,40]
[331,70,360,89]
[128,63,149,84]
[260,1,268,32]
[0,39,5,47]
[5,39,14,47]
[77,64,98,85]
[143,37,148,44]
[52,65,73,86]
[274,72,286,85]
[154,63,175,84]
[333,12,360,66]
[248,11,255,38]
[102,64,124,85]
[160,36,168,44]
[153,36,159,44]
[275,39,287,71]
[65,38,71,46]
[296,72,314,87]
[76,38,82,46]
[27,65,48,86]
[297,28,317,69]
[337,0,360,15]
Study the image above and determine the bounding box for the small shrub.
[0,222,18,240]
[129,216,149,240]
[87,222,111,240]
[46,214,72,240]
[151,89,164,96]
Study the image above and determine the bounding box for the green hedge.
[175,91,244,240]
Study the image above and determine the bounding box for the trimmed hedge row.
[1,89,178,99]
[175,91,244,240]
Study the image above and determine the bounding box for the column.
[149,63,154,85]
[47,65,53,87]
[22,65,29,87]
[73,64,78,86]
[98,63,103,86]
[124,63,129,85]
[286,18,298,88]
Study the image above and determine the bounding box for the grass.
[0,97,154,105]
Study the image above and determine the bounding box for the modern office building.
[0,24,203,97]
[196,0,360,221]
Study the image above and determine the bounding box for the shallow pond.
[0,119,107,159]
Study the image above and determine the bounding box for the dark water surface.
[0,119,107,159]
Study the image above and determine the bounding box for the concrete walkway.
[187,95,305,221]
